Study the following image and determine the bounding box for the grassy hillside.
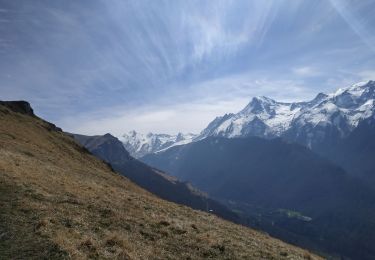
[0,102,320,259]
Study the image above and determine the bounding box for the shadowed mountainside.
[142,136,375,259]
[321,117,375,187]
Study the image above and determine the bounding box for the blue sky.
[1,0,375,135]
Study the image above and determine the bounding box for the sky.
[1,0,375,136]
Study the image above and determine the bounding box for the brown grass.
[0,105,322,259]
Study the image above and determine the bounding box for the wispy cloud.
[329,0,375,53]
[292,66,320,77]
[59,97,250,136]
[1,0,374,134]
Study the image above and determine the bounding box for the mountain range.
[0,101,319,259]
[124,80,375,157]
[194,80,375,186]
[139,81,375,259]
[120,131,197,158]
[198,80,375,150]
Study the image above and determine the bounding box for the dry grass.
[0,105,322,259]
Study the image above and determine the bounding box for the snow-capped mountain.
[120,131,197,158]
[198,80,375,149]
[121,81,375,157]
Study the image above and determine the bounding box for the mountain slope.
[74,133,133,163]
[0,101,320,259]
[323,116,375,185]
[73,133,239,223]
[197,81,375,150]
[142,136,375,259]
[120,131,197,158]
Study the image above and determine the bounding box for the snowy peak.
[120,131,197,158]
[307,92,328,106]
[332,80,374,98]
[330,80,375,109]
[201,96,301,138]
[240,96,278,114]
[198,81,375,148]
